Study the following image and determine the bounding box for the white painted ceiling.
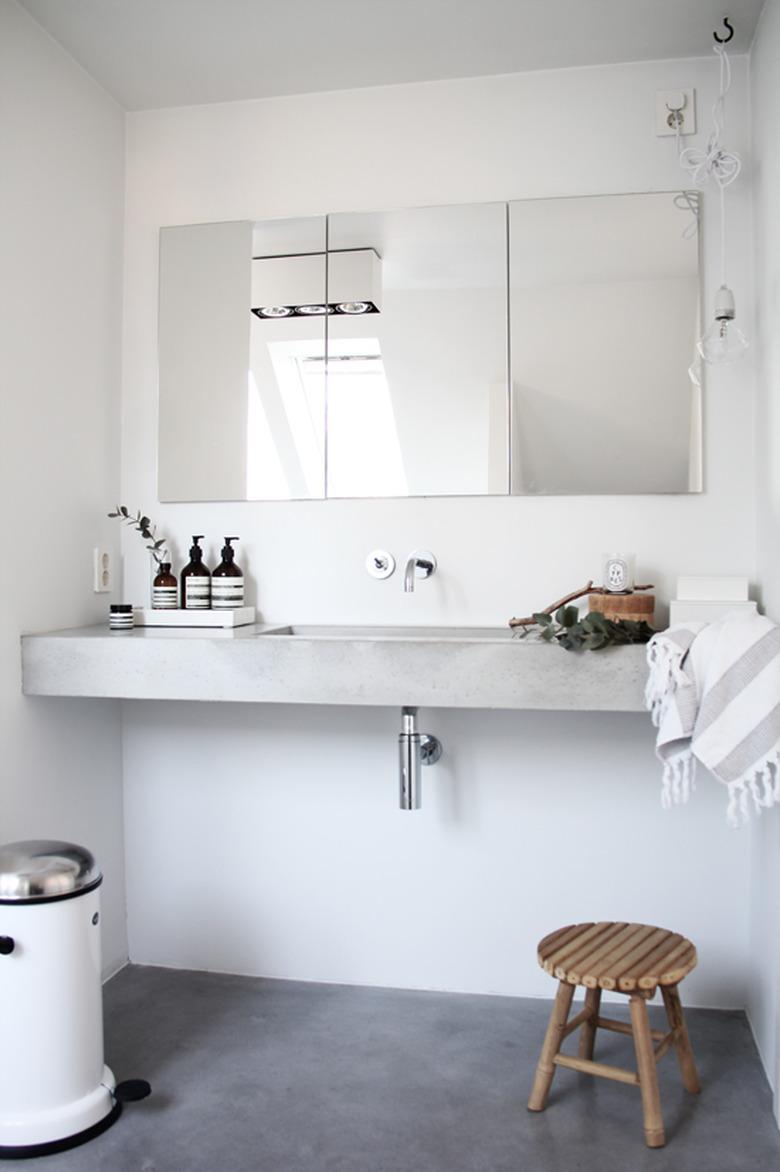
[18,0,763,112]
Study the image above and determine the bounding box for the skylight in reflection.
[317,339,407,498]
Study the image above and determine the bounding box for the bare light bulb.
[697,284,748,365]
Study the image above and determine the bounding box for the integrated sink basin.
[259,624,515,641]
[21,622,649,710]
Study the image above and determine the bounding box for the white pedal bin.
[0,841,117,1158]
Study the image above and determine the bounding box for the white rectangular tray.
[133,606,256,628]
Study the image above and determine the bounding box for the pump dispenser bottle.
[181,535,211,609]
[211,537,244,609]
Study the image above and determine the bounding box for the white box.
[133,606,256,628]
[670,600,757,625]
[676,576,749,602]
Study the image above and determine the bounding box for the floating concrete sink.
[21,622,648,711]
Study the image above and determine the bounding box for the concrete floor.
[7,965,779,1171]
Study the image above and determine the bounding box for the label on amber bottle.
[152,585,178,609]
[211,579,244,609]
[184,576,211,609]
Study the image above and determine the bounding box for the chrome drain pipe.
[399,707,442,810]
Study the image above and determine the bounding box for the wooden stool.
[527,922,700,1148]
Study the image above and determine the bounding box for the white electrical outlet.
[93,547,112,593]
[656,89,696,137]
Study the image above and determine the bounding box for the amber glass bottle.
[211,537,243,610]
[152,561,178,609]
[181,535,211,609]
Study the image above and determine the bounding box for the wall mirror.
[159,216,327,501]
[509,193,701,494]
[157,191,701,501]
[326,203,508,497]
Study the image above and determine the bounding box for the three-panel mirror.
[158,192,701,501]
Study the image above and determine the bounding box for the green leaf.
[108,504,167,570]
[584,611,609,631]
[558,632,585,651]
[520,598,655,652]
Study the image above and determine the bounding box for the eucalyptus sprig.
[108,506,168,566]
[515,606,654,652]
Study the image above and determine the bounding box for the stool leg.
[661,984,701,1094]
[630,994,666,1148]
[528,980,575,1112]
[578,986,601,1060]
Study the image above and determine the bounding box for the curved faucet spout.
[404,557,418,592]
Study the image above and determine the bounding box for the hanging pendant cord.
[678,43,741,193]
[676,42,741,291]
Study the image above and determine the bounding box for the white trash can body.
[0,841,117,1156]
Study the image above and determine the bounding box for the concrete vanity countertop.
[21,624,649,711]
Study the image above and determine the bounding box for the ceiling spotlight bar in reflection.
[251,248,382,319]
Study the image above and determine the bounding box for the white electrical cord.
[679,43,741,187]
[673,189,700,240]
[677,42,742,286]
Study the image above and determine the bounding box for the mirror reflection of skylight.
[246,336,325,499]
[246,335,406,499]
[320,338,407,498]
[246,369,289,498]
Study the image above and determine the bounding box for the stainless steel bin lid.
[0,840,102,902]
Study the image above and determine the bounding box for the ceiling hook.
[714,16,734,44]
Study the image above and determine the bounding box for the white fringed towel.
[645,613,780,825]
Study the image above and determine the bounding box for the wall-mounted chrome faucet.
[403,550,437,592]
[398,707,442,810]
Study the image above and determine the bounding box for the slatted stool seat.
[527,922,700,1148]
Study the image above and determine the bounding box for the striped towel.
[645,613,780,825]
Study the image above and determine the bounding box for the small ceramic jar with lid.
[109,604,134,631]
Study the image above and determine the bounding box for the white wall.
[0,0,127,973]
[749,0,780,1119]
[121,59,756,1003]
[123,703,748,1005]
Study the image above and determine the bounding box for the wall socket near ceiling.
[656,89,696,136]
[93,547,112,593]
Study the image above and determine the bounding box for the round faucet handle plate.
[366,550,395,579]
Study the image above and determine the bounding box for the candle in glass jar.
[602,553,635,594]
